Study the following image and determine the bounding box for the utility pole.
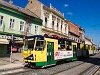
[10,35,13,63]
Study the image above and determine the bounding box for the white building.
[26,0,68,38]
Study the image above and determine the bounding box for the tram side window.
[58,40,65,51]
[67,42,72,50]
[88,45,90,50]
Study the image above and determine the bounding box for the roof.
[0,0,42,21]
[26,35,75,42]
[26,35,44,39]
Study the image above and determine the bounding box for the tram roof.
[26,35,75,42]
[26,35,44,39]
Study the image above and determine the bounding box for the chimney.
[9,0,13,4]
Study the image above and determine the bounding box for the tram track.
[1,53,100,75]
[0,61,84,75]
[79,57,100,75]
[55,53,100,75]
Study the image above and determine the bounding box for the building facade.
[26,0,94,46]
[67,21,80,43]
[78,25,85,43]
[0,0,42,55]
[26,0,68,38]
[85,36,93,45]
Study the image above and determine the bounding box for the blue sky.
[5,0,100,46]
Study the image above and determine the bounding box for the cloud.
[64,4,69,7]
[67,12,73,15]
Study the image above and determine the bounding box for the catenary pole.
[10,34,13,63]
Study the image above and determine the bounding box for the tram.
[23,35,93,68]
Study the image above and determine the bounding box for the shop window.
[20,21,24,31]
[0,15,3,28]
[35,25,38,35]
[9,18,15,29]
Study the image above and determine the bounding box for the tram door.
[47,42,54,64]
[73,45,77,59]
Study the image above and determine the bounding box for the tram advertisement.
[54,51,73,60]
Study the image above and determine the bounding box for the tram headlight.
[29,57,33,60]
[26,54,34,60]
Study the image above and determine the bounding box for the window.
[61,21,63,32]
[27,23,32,33]
[9,18,15,29]
[35,37,45,51]
[61,25,62,32]
[45,17,47,27]
[57,23,59,30]
[24,38,35,50]
[65,26,66,33]
[0,15,3,28]
[58,40,65,51]
[20,21,24,31]
[35,26,38,35]
[66,42,72,50]
[52,21,54,29]
[35,40,45,50]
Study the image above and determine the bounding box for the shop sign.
[0,35,21,40]
[54,51,73,60]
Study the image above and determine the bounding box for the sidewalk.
[0,63,24,71]
[0,53,24,71]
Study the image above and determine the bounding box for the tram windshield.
[24,38,35,50]
[35,37,45,51]
[24,36,45,51]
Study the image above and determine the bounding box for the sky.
[5,0,100,46]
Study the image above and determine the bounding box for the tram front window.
[24,38,35,50]
[35,40,45,51]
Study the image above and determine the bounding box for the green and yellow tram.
[23,35,78,68]
[23,35,93,68]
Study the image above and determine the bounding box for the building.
[67,21,80,43]
[76,24,85,43]
[85,36,93,45]
[26,0,90,45]
[26,0,68,38]
[0,0,42,55]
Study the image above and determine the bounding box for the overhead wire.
[60,0,93,26]
[59,0,100,30]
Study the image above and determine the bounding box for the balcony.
[42,26,68,37]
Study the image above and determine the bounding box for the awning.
[0,39,9,44]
